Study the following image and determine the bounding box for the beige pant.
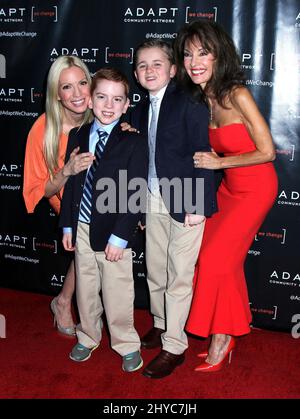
[146,192,205,354]
[74,222,140,356]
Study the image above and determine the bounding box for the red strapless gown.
[186,124,278,337]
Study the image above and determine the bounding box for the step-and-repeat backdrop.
[0,0,299,332]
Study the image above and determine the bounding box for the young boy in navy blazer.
[60,68,148,372]
[131,40,217,378]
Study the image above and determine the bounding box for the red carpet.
[0,288,299,399]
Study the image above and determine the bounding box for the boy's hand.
[138,221,146,231]
[62,233,75,251]
[105,243,124,262]
[184,214,206,227]
[120,122,140,133]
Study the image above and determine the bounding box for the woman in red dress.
[174,21,278,371]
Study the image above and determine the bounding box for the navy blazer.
[130,81,217,222]
[59,122,148,251]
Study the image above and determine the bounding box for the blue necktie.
[79,129,108,223]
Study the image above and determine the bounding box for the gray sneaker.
[69,343,99,362]
[122,351,143,372]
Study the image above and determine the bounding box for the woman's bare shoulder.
[230,86,254,107]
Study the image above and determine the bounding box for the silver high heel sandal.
[50,297,76,336]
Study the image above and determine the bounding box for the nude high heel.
[194,337,235,372]
[50,297,76,336]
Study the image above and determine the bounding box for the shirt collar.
[92,118,119,135]
[149,84,168,103]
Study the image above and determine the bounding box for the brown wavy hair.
[174,20,245,107]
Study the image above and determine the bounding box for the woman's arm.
[194,87,276,170]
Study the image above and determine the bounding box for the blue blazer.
[59,121,148,251]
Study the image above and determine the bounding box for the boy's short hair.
[133,39,174,69]
[91,67,129,97]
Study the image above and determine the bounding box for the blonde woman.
[23,56,95,335]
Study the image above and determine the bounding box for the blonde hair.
[44,55,92,179]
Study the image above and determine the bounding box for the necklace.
[208,97,217,123]
[210,106,213,121]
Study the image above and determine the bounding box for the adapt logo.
[50,47,100,63]
[0,5,58,24]
[50,274,65,288]
[0,54,5,78]
[185,6,217,23]
[0,87,25,103]
[129,91,143,108]
[0,7,26,22]
[0,163,22,193]
[270,270,300,288]
[241,52,276,71]
[124,7,179,23]
[131,250,144,265]
[0,87,42,104]
[277,190,300,206]
[0,233,28,249]
[0,163,22,177]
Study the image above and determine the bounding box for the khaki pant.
[146,192,205,354]
[75,222,140,356]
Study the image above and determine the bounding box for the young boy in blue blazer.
[60,68,148,372]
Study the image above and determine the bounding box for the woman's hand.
[120,122,140,133]
[63,146,95,176]
[193,150,221,170]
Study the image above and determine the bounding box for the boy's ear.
[88,97,93,109]
[134,71,138,82]
[170,64,177,79]
[123,97,130,114]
